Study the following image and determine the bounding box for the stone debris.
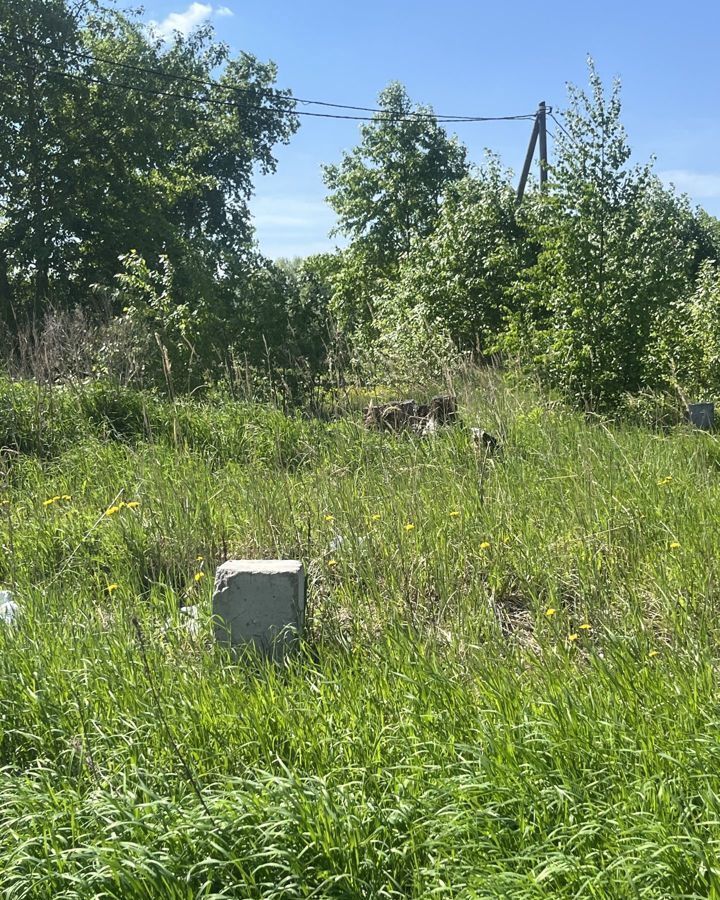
[363,395,458,435]
[470,427,500,452]
[0,590,19,624]
[363,395,500,450]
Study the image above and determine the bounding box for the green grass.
[2,372,720,897]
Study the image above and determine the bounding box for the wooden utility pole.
[516,115,539,204]
[538,100,548,190]
[516,101,550,203]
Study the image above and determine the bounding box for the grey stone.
[688,402,715,431]
[0,590,18,624]
[212,560,305,658]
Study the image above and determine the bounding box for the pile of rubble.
[363,394,498,450]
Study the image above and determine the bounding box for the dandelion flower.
[579,623,592,631]
[568,633,579,642]
[449,510,461,518]
[327,559,338,568]
[324,514,335,523]
[194,572,205,582]
[104,505,121,517]
[545,608,556,617]
[371,514,381,521]
[669,541,681,550]
[480,541,491,550]
[404,523,415,532]
[107,583,119,593]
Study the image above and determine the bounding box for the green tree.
[0,0,298,327]
[323,83,468,264]
[645,260,720,400]
[510,60,697,407]
[323,83,468,339]
[391,157,531,352]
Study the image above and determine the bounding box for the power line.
[11,35,538,124]
[549,111,577,146]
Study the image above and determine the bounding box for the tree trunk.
[0,252,14,329]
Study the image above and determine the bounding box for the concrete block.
[688,402,715,431]
[212,560,305,658]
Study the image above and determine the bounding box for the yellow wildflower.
[125,501,139,509]
[327,559,337,568]
[480,541,491,550]
[324,515,335,523]
[196,555,204,561]
[648,650,659,658]
[669,541,681,550]
[194,572,205,582]
[404,523,415,532]
[449,510,461,518]
[370,514,381,521]
[545,608,556,617]
[43,496,61,506]
[579,623,592,631]
[568,633,579,642]
[107,583,119,593]
[657,476,673,486]
[104,505,121,517]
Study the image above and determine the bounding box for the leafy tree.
[645,260,720,399]
[0,0,298,327]
[284,253,340,375]
[391,157,531,352]
[323,82,468,265]
[693,209,720,265]
[323,83,468,339]
[509,60,697,407]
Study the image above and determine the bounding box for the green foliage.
[647,260,720,399]
[506,60,697,408]
[324,83,468,263]
[3,372,720,895]
[392,158,531,351]
[0,0,297,325]
[323,83,469,342]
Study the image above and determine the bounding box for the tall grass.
[1,371,720,897]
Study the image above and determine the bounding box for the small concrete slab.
[688,402,715,431]
[212,560,305,658]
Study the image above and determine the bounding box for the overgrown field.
[2,373,720,898]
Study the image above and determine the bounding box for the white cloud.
[659,169,720,199]
[148,3,231,39]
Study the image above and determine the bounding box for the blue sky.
[145,0,720,258]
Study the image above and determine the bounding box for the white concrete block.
[212,560,305,657]
[0,590,18,625]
